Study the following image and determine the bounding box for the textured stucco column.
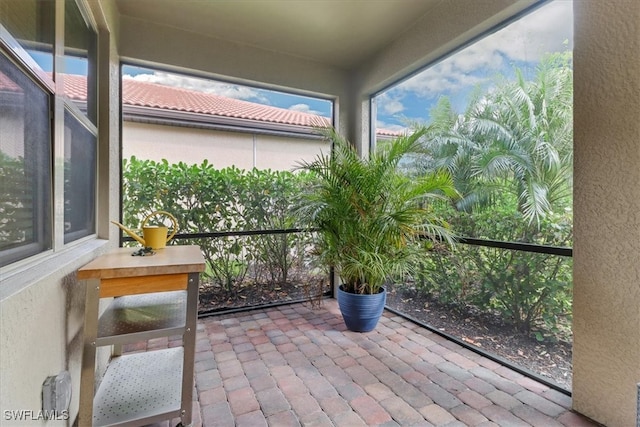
[572,1,640,426]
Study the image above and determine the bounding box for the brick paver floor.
[133,299,600,427]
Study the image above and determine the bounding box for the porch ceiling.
[113,0,442,70]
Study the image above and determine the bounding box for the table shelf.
[93,348,183,427]
[97,291,187,347]
[78,246,205,427]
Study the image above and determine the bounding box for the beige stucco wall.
[254,134,329,171]
[572,1,640,426]
[0,241,112,426]
[123,122,255,169]
[0,1,121,425]
[122,122,329,171]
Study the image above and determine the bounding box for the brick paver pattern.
[130,300,600,427]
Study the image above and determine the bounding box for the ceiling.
[114,0,442,70]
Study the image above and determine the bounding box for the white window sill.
[0,239,112,302]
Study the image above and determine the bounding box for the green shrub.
[121,157,310,292]
[416,195,572,339]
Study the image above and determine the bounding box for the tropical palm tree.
[421,51,573,231]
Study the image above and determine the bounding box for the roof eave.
[122,105,326,140]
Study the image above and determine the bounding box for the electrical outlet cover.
[42,371,72,412]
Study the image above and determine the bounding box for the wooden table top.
[77,245,206,280]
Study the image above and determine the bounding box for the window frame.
[369,0,572,257]
[62,107,97,244]
[0,0,99,272]
[0,37,54,268]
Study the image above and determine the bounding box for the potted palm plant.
[295,126,457,332]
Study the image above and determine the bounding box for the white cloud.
[379,0,573,105]
[390,36,507,100]
[124,71,271,104]
[397,60,490,99]
[375,93,406,116]
[288,103,324,116]
[383,98,405,115]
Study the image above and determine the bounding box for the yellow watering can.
[111,210,178,249]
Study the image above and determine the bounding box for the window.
[64,0,97,123]
[0,0,55,72]
[374,0,573,246]
[61,0,97,244]
[0,52,52,267]
[0,0,98,266]
[64,111,96,243]
[119,64,335,311]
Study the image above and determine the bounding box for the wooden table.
[77,245,205,426]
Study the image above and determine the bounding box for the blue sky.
[375,0,573,132]
[122,64,334,118]
[119,1,572,133]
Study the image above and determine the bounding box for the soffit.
[113,0,443,70]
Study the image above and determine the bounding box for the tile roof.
[64,74,331,128]
[2,72,400,136]
[123,78,331,127]
[61,74,88,100]
[0,70,22,92]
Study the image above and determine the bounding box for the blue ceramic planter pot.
[337,285,386,332]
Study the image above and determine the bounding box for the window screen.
[0,52,52,267]
[63,111,96,243]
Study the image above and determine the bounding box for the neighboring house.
[121,77,330,170]
[62,75,399,170]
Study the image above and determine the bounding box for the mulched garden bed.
[198,279,572,391]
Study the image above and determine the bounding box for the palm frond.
[293,125,457,293]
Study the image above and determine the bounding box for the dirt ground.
[198,279,572,391]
